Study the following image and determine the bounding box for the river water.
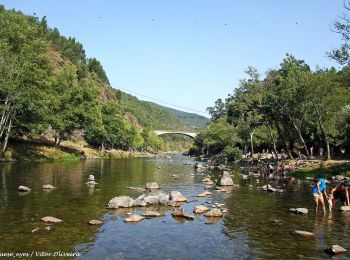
[0,155,349,259]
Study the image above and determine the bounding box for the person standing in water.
[312,177,333,214]
[330,182,350,208]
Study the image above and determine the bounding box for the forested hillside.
[145,102,210,129]
[0,6,195,156]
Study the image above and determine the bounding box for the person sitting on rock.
[312,177,333,214]
[330,182,350,208]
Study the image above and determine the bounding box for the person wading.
[312,177,332,214]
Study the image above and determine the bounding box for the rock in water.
[18,186,31,192]
[42,184,56,189]
[204,208,223,217]
[88,219,103,225]
[340,206,350,211]
[220,171,234,186]
[193,205,209,214]
[324,245,347,255]
[171,209,194,220]
[289,208,308,214]
[293,230,314,237]
[124,214,145,223]
[196,191,213,197]
[41,216,63,224]
[145,182,160,189]
[107,196,134,209]
[142,211,162,217]
[169,191,188,202]
[134,192,169,206]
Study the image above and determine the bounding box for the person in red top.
[330,183,350,208]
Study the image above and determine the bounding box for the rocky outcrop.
[107,196,134,209]
[219,171,234,186]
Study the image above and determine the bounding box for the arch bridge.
[154,130,197,139]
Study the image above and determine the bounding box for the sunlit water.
[0,155,349,259]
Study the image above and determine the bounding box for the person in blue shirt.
[312,177,332,214]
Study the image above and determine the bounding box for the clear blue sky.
[1,0,345,117]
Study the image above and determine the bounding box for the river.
[0,155,349,259]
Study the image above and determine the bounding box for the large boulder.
[219,171,234,186]
[289,208,308,214]
[107,196,134,209]
[18,186,31,192]
[142,211,163,218]
[145,182,160,189]
[135,192,169,206]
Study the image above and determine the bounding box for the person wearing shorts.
[312,177,332,214]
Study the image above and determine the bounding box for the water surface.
[0,156,349,259]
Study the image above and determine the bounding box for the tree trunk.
[266,122,278,158]
[101,141,105,153]
[2,116,13,153]
[286,113,310,158]
[250,130,255,156]
[314,106,331,160]
[275,120,293,159]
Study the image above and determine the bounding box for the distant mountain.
[145,102,210,129]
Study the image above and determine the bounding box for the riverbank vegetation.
[0,6,197,160]
[190,4,350,162]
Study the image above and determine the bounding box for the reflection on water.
[0,156,349,259]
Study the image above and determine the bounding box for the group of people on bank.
[313,177,350,214]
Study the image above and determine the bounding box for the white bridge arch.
[154,130,197,139]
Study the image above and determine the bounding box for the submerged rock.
[220,171,234,186]
[124,214,145,223]
[324,245,347,255]
[88,219,103,225]
[107,196,134,209]
[41,216,63,224]
[145,182,160,189]
[18,186,31,192]
[142,211,163,218]
[42,184,56,189]
[289,208,308,214]
[196,191,213,197]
